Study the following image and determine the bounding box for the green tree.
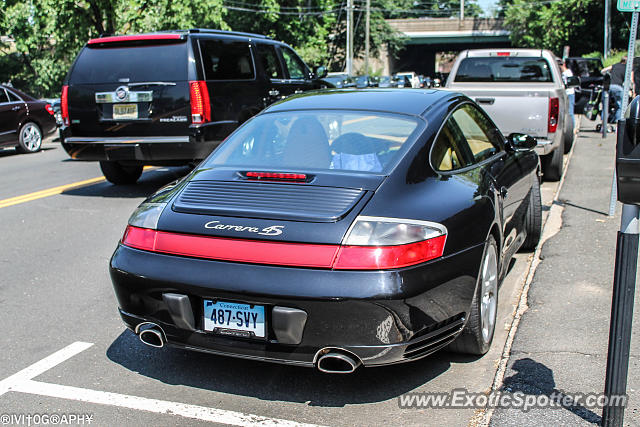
[0,0,227,97]
[503,0,629,57]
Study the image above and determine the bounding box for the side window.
[281,47,308,80]
[431,118,470,172]
[257,44,284,80]
[451,105,500,163]
[6,90,21,102]
[0,89,9,104]
[199,39,254,80]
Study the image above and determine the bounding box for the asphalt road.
[0,136,563,427]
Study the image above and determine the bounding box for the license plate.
[113,103,138,120]
[203,300,266,338]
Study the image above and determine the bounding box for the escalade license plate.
[113,103,138,120]
[203,300,265,338]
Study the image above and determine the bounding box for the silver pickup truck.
[446,48,577,181]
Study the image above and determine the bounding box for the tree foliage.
[503,0,629,57]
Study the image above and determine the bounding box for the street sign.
[619,0,640,12]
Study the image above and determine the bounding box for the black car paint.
[0,85,57,147]
[109,89,539,367]
[61,30,325,165]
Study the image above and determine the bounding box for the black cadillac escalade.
[60,29,328,184]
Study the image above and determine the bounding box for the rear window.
[454,57,553,83]
[70,42,188,84]
[205,110,421,174]
[199,39,254,80]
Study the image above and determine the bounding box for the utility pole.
[460,0,465,20]
[365,0,370,75]
[605,0,611,60]
[346,0,353,75]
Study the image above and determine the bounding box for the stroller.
[583,74,618,132]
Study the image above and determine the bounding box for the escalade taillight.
[61,85,69,126]
[548,97,559,133]
[190,81,211,124]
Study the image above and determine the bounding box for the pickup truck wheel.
[563,121,575,154]
[100,161,143,185]
[520,176,542,251]
[541,138,564,182]
[448,236,499,355]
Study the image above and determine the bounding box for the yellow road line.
[0,166,158,209]
[0,177,106,209]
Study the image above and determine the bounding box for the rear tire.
[100,161,143,185]
[16,122,42,153]
[449,236,499,355]
[521,176,542,251]
[563,122,575,154]
[541,138,564,182]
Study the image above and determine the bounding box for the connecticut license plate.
[203,300,266,338]
[113,103,138,120]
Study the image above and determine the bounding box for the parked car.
[0,84,57,153]
[446,49,579,181]
[110,89,542,372]
[395,71,420,88]
[394,75,412,88]
[377,75,398,88]
[565,56,604,114]
[60,29,327,184]
[355,75,378,88]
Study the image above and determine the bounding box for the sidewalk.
[490,122,640,426]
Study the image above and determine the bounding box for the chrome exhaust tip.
[136,322,165,348]
[315,349,362,374]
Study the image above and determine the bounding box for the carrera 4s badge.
[204,221,284,236]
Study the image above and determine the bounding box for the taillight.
[45,104,55,116]
[190,81,211,124]
[61,85,69,126]
[332,216,447,270]
[548,97,559,133]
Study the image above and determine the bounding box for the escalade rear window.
[199,39,255,80]
[454,57,553,83]
[69,43,188,84]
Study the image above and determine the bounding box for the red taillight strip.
[246,172,307,181]
[61,85,69,126]
[332,235,447,270]
[496,52,511,56]
[88,34,183,45]
[189,81,211,124]
[121,226,446,270]
[548,97,559,133]
[122,226,338,268]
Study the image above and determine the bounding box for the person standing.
[608,56,627,122]
[561,60,575,131]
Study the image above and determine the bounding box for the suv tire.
[100,161,143,185]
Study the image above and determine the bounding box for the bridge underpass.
[384,18,511,77]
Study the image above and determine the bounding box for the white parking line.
[1,342,324,427]
[0,342,93,396]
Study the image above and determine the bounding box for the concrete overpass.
[383,18,511,77]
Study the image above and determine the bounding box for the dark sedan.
[0,85,57,153]
[110,89,541,373]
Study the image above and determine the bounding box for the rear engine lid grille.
[173,180,365,222]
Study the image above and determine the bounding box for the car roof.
[264,89,453,117]
[463,48,547,58]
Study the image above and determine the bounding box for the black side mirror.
[603,73,611,91]
[566,76,580,88]
[313,66,328,79]
[507,133,537,151]
[617,95,640,204]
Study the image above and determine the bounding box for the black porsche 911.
[110,89,541,373]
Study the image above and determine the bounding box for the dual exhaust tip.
[136,323,362,374]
